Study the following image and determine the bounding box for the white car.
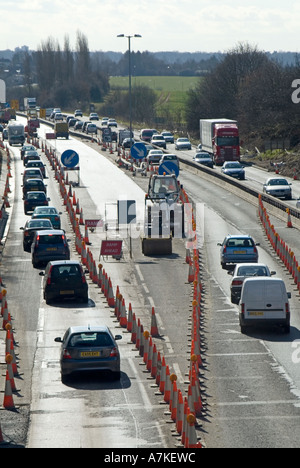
[175,137,191,150]
[159,153,179,169]
[86,123,97,134]
[263,177,292,200]
[147,149,164,164]
[54,113,64,121]
[151,134,166,149]
[89,113,99,121]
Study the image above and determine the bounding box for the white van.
[239,277,290,334]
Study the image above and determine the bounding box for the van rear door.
[244,279,286,320]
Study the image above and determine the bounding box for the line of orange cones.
[0,289,19,417]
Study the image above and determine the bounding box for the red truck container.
[200,119,240,165]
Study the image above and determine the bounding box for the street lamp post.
[117,34,142,148]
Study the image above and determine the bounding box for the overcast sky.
[3,0,300,53]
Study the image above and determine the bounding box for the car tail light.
[223,245,227,253]
[232,280,243,286]
[62,349,72,360]
[254,246,258,254]
[110,347,119,357]
[285,303,289,315]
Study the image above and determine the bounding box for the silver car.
[229,263,275,304]
[263,177,292,200]
[54,325,122,382]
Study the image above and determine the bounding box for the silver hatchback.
[54,325,122,382]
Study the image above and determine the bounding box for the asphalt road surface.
[0,117,300,448]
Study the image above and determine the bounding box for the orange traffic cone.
[287,208,293,228]
[150,307,159,337]
[3,370,15,410]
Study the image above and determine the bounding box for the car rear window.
[27,193,45,200]
[28,220,51,228]
[38,234,64,245]
[226,238,254,247]
[68,332,113,348]
[52,264,81,277]
[237,266,268,276]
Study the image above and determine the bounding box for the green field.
[110,76,199,92]
[110,76,200,126]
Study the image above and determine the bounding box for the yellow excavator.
[141,173,185,256]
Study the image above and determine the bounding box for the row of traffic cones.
[1,290,19,416]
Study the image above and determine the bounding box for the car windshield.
[153,178,177,195]
[268,179,288,186]
[196,153,210,159]
[225,163,241,168]
[68,332,113,348]
[236,266,268,276]
[179,138,189,142]
[226,238,254,248]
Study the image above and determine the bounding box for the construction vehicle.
[141,173,184,256]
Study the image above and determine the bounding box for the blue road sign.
[130,142,147,160]
[158,160,180,178]
[61,149,79,168]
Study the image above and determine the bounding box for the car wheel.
[45,293,52,305]
[240,326,247,334]
[231,294,238,304]
[81,295,89,304]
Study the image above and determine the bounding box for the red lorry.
[199,119,240,165]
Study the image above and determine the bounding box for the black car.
[26,160,46,178]
[23,151,40,166]
[24,191,49,215]
[20,144,36,159]
[21,218,54,251]
[23,179,47,198]
[40,260,88,304]
[31,230,70,268]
